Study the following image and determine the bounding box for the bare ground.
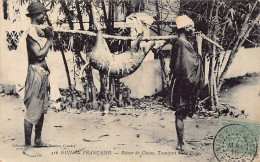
[0,96,220,162]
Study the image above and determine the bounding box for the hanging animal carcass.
[87,13,156,78]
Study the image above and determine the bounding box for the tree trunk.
[155,0,169,91]
[85,1,94,31]
[75,0,94,105]
[108,1,114,31]
[101,0,109,29]
[74,0,85,71]
[46,5,72,90]
[59,0,76,105]
[3,0,8,19]
[97,0,115,102]
[59,0,74,30]
[99,70,108,101]
[212,0,220,108]
[75,0,84,30]
[87,67,98,109]
[217,0,260,91]
[207,0,215,109]
[60,43,72,89]
[74,1,98,107]
[83,80,90,102]
[114,3,118,21]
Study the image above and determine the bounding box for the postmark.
[213,118,260,162]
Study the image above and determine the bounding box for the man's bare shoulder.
[26,34,36,43]
[176,38,191,46]
[26,34,41,50]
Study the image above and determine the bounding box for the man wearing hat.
[23,2,53,157]
[169,15,204,154]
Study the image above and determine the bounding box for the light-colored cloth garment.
[27,24,48,49]
[14,24,48,97]
[24,65,49,125]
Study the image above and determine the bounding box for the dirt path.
[0,96,219,162]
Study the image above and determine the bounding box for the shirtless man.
[170,15,204,154]
[23,2,53,157]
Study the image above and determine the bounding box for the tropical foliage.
[3,0,260,110]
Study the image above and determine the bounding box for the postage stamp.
[213,117,260,162]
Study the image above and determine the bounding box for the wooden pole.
[52,28,178,40]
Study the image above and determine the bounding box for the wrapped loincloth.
[24,65,49,125]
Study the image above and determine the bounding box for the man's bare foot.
[23,145,41,157]
[176,141,194,154]
[34,141,49,148]
[179,148,201,156]
[176,141,181,150]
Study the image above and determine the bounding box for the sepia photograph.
[0,0,260,161]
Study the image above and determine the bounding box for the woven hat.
[26,2,50,17]
[175,15,194,29]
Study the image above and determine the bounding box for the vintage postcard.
[0,0,260,162]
